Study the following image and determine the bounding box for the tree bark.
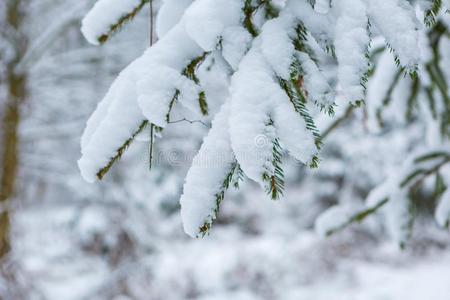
[0,73,25,258]
[0,0,26,259]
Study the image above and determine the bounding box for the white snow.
[296,51,334,108]
[156,0,192,38]
[180,101,236,237]
[184,0,242,52]
[82,0,146,45]
[366,50,400,132]
[287,0,333,50]
[366,0,420,70]
[79,19,204,182]
[221,26,252,70]
[272,86,318,164]
[260,14,296,80]
[385,188,411,246]
[229,45,276,184]
[78,66,144,183]
[334,0,370,104]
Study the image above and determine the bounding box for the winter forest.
[1,0,450,299]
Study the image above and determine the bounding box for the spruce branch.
[262,135,285,200]
[96,120,149,180]
[376,69,403,126]
[322,198,389,237]
[424,0,442,27]
[400,153,450,189]
[95,13,213,180]
[321,151,448,240]
[292,23,317,63]
[243,0,279,37]
[182,52,210,116]
[243,0,259,37]
[198,161,241,236]
[232,164,245,189]
[97,0,150,44]
[278,75,322,168]
[358,21,373,103]
[405,76,421,121]
[182,52,209,84]
[292,23,336,115]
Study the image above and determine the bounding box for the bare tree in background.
[0,0,27,258]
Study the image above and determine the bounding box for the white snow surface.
[260,14,296,80]
[366,0,420,70]
[184,0,242,52]
[180,102,235,237]
[334,0,369,103]
[82,0,145,45]
[156,0,192,38]
[230,42,317,185]
[79,17,205,182]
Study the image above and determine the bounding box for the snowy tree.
[0,0,90,262]
[1,1,154,297]
[316,1,450,247]
[78,0,450,241]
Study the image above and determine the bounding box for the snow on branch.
[230,43,320,199]
[156,0,193,38]
[78,22,205,182]
[79,0,248,183]
[334,0,370,105]
[82,0,150,45]
[180,102,238,237]
[316,147,450,247]
[78,0,448,239]
[366,0,420,73]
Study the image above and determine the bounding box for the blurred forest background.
[1,1,450,299]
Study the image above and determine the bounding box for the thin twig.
[149,0,154,45]
[168,118,210,128]
[321,105,354,140]
[148,1,155,170]
[149,123,154,171]
[410,157,450,192]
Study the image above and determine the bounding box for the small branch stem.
[321,106,354,140]
[168,118,210,128]
[148,1,155,170]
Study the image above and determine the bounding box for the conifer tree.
[78,0,450,240]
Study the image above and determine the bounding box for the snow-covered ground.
[12,190,450,300]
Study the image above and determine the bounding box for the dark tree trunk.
[0,0,27,259]
[0,73,25,258]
